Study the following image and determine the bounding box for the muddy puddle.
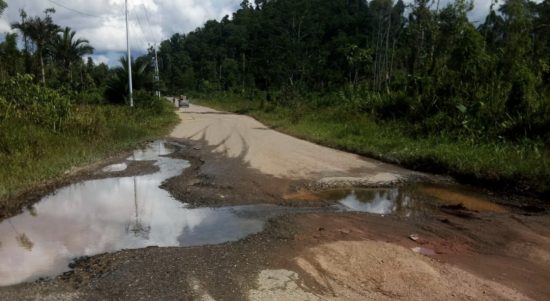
[328,189,432,216]
[0,142,315,286]
[0,141,517,287]
[324,183,508,217]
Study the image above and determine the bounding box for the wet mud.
[1,133,549,300]
[161,138,316,208]
[2,209,550,300]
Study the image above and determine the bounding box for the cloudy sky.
[0,0,242,65]
[0,0,502,66]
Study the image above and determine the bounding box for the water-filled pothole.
[0,141,513,286]
[0,142,302,286]
[327,189,433,216]
[322,183,508,217]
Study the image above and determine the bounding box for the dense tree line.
[158,0,549,141]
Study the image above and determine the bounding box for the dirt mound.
[249,240,531,301]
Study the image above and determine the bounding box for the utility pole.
[153,44,160,100]
[125,0,134,107]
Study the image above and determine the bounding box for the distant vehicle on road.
[179,95,189,108]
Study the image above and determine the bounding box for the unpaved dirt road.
[170,104,415,183]
[1,104,550,301]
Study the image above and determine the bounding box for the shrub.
[133,90,172,115]
[75,89,105,105]
[0,74,72,132]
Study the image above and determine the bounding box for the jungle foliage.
[158,0,550,144]
[3,7,160,105]
[0,5,177,200]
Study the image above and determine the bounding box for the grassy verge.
[192,94,549,198]
[0,103,178,202]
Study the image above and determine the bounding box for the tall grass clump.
[0,75,178,203]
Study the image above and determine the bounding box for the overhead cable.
[47,0,101,18]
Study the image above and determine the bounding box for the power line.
[142,5,152,27]
[139,6,156,44]
[136,10,154,45]
[137,5,161,99]
[131,11,150,49]
[47,0,101,18]
[128,21,144,52]
[141,3,165,44]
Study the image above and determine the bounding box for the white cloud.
[0,0,241,54]
[434,0,495,23]
[428,0,543,23]
[87,54,110,65]
[0,17,10,33]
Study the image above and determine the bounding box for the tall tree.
[11,9,60,85]
[533,0,550,89]
[406,0,436,78]
[17,9,34,74]
[50,27,94,82]
[0,33,22,80]
[499,0,536,114]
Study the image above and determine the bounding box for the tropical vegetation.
[0,0,548,198]
[0,6,177,204]
[157,0,549,196]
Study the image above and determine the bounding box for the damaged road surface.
[1,104,550,300]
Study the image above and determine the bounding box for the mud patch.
[3,210,550,300]
[417,184,507,213]
[162,138,311,208]
[292,241,531,300]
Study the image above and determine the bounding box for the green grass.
[193,95,549,198]
[0,103,178,202]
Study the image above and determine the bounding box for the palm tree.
[105,56,153,104]
[11,9,60,85]
[119,56,153,90]
[51,27,94,82]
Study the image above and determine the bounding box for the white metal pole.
[125,0,134,107]
[154,45,160,99]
